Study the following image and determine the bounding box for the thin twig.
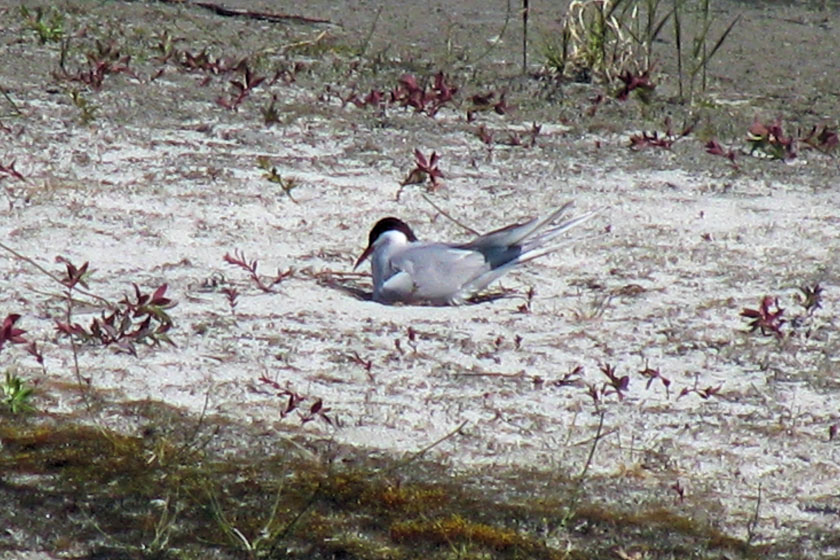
[561,411,606,526]
[66,288,93,412]
[421,194,479,235]
[522,0,529,73]
[359,5,383,56]
[746,482,762,545]
[471,0,513,67]
[0,242,111,305]
[569,426,619,447]
[0,85,22,115]
[159,0,334,24]
[0,241,64,283]
[171,385,217,463]
[385,420,469,474]
[452,371,526,378]
[20,286,100,309]
[270,479,322,554]
[278,30,329,55]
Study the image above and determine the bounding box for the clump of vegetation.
[0,409,758,559]
[629,116,694,149]
[343,71,459,116]
[400,148,444,193]
[216,60,266,110]
[747,118,796,161]
[740,284,824,340]
[3,370,34,414]
[747,118,839,161]
[539,0,739,102]
[20,5,64,44]
[672,0,741,102]
[68,89,98,124]
[223,248,294,294]
[58,40,136,91]
[257,156,301,203]
[54,260,176,355]
[1,314,35,414]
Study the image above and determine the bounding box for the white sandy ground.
[2,77,840,555]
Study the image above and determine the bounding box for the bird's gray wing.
[462,202,574,252]
[384,244,490,304]
[460,202,598,268]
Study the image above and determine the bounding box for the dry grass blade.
[695,13,741,73]
[674,0,683,98]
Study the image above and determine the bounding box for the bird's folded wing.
[387,245,490,302]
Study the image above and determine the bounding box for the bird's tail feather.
[518,208,601,262]
[461,206,603,296]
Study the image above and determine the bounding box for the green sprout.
[20,6,64,44]
[3,370,34,414]
[69,89,98,125]
[257,156,299,203]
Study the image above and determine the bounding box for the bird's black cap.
[354,217,418,270]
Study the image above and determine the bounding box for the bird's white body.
[355,202,596,306]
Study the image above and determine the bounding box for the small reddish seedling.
[0,314,27,352]
[348,351,374,382]
[475,125,494,145]
[741,296,785,338]
[56,258,90,289]
[60,40,136,91]
[466,90,512,121]
[223,250,293,293]
[671,480,686,503]
[222,287,239,314]
[705,139,739,169]
[217,60,265,110]
[26,341,44,366]
[639,363,671,397]
[616,69,655,102]
[586,382,601,408]
[517,286,536,314]
[747,118,795,160]
[395,73,423,111]
[348,351,372,372]
[587,93,605,117]
[258,376,334,425]
[344,71,458,117]
[300,398,333,426]
[393,72,457,115]
[800,124,838,154]
[259,376,305,418]
[406,326,419,354]
[503,122,541,148]
[344,89,386,109]
[56,283,176,355]
[796,283,822,315]
[678,383,722,400]
[600,362,629,400]
[630,118,693,150]
[401,149,443,191]
[179,48,230,74]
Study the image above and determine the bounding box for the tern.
[353,201,596,305]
